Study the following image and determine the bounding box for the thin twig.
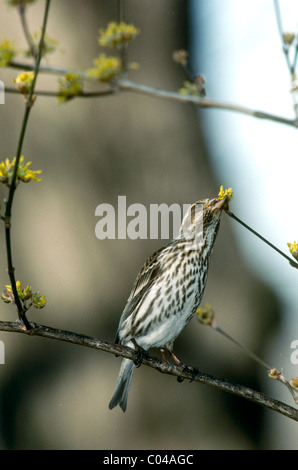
[3,0,51,331]
[225,209,298,269]
[9,60,76,75]
[115,79,298,128]
[18,5,37,59]
[117,0,124,23]
[273,0,294,74]
[4,86,115,99]
[210,323,298,404]
[0,320,297,421]
[273,0,283,39]
[117,0,128,74]
[5,62,298,128]
[213,325,272,370]
[273,0,298,117]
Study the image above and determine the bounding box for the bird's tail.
[109,358,136,412]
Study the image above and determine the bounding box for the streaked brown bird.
[109,195,227,411]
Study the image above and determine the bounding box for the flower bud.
[31,292,46,309]
[283,32,295,45]
[14,71,35,96]
[196,304,215,325]
[218,185,233,203]
[287,241,298,260]
[172,50,188,66]
[290,377,298,391]
[1,289,12,303]
[268,368,280,379]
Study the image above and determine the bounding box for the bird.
[109,194,227,412]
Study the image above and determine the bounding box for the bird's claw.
[177,365,199,383]
[132,339,147,368]
[133,348,146,368]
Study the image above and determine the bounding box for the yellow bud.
[218,185,233,203]
[196,304,215,325]
[14,71,35,95]
[290,377,298,391]
[287,241,298,260]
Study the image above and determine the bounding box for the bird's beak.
[209,196,228,212]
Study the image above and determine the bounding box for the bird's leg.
[131,338,147,368]
[160,348,168,365]
[166,348,183,366]
[161,346,184,382]
[164,346,199,383]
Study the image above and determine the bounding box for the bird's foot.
[162,346,199,383]
[131,338,147,368]
[177,365,200,383]
[184,365,200,382]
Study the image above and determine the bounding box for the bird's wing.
[115,246,164,341]
[127,246,164,301]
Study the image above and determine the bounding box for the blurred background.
[0,0,297,450]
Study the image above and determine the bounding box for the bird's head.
[179,195,228,249]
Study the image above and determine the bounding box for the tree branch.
[6,62,298,128]
[4,86,115,99]
[0,320,297,421]
[116,79,298,128]
[9,60,82,76]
